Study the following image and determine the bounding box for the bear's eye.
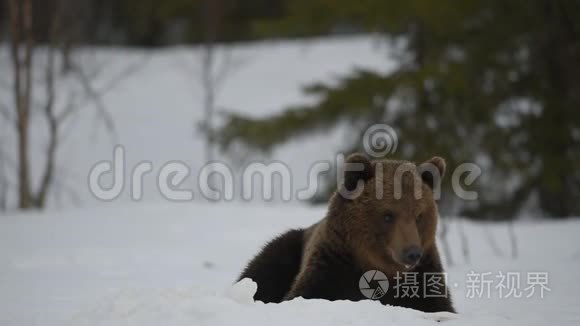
[384,213,394,223]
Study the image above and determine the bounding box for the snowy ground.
[1,202,579,325]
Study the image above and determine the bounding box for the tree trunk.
[37,37,58,208]
[0,133,7,211]
[200,0,224,196]
[9,0,34,209]
[438,218,454,266]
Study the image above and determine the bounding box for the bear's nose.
[402,246,423,266]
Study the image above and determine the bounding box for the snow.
[1,202,579,325]
[226,278,258,304]
[0,35,579,325]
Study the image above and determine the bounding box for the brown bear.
[238,153,455,313]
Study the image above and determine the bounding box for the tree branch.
[99,55,152,95]
[70,63,117,137]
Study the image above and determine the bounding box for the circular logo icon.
[362,124,398,158]
[359,270,389,299]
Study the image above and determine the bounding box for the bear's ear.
[343,153,374,191]
[418,156,446,189]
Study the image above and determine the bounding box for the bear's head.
[329,153,446,274]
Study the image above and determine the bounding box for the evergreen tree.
[216,0,580,219]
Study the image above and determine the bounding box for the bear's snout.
[401,245,423,266]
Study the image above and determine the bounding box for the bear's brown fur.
[238,153,455,313]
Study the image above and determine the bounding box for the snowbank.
[70,279,465,326]
[1,203,579,325]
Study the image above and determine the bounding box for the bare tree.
[507,221,518,258]
[483,224,505,257]
[8,0,34,208]
[6,0,122,209]
[7,0,72,208]
[36,2,60,208]
[199,0,223,168]
[0,132,7,212]
[0,100,10,211]
[197,0,249,197]
[438,217,454,266]
[457,218,471,263]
